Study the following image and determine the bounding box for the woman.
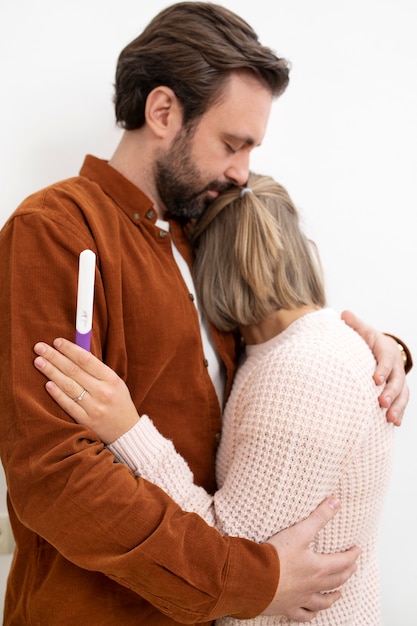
[34,174,394,625]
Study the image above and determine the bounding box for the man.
[0,3,410,625]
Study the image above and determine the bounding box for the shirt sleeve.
[0,205,279,623]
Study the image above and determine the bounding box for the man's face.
[155,72,273,219]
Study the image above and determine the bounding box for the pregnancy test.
[75,249,96,351]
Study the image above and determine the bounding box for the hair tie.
[240,187,253,197]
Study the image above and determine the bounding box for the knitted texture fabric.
[109,309,394,625]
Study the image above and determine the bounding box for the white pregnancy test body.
[75,249,96,351]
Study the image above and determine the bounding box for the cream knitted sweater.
[108,309,394,625]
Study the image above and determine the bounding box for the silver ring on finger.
[73,388,87,402]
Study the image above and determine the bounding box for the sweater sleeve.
[108,415,217,526]
[108,363,351,543]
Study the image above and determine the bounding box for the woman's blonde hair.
[192,173,326,332]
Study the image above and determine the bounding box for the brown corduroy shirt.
[0,156,279,625]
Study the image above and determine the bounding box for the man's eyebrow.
[225,133,259,148]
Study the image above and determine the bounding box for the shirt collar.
[79,155,156,225]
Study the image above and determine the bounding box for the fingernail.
[53,338,63,348]
[384,395,392,407]
[34,342,46,354]
[328,497,340,511]
[34,356,45,369]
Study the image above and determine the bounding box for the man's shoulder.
[5,171,107,230]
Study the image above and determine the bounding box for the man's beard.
[155,127,230,219]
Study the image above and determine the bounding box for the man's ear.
[145,86,183,139]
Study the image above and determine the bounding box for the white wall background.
[0,1,416,623]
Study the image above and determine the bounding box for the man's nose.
[224,152,250,186]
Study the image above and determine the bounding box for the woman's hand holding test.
[34,338,140,444]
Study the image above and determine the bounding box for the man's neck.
[109,130,166,219]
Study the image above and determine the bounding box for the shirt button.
[189,293,195,302]
[133,212,140,221]
[203,358,209,368]
[215,432,221,444]
[159,230,168,238]
[146,209,155,219]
